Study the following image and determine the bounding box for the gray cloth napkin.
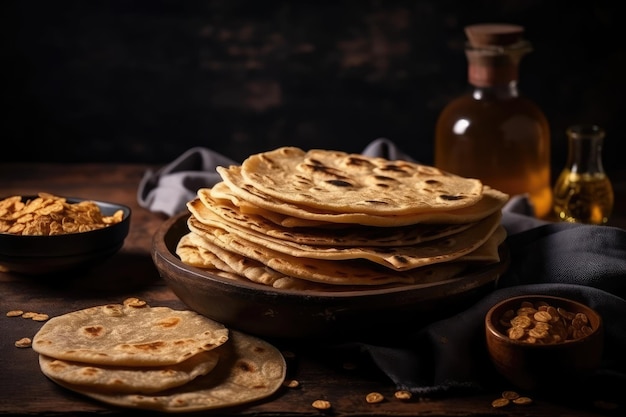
[137,139,626,409]
[137,146,237,216]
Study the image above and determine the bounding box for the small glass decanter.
[552,124,614,225]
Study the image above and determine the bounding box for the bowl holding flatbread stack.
[152,147,511,340]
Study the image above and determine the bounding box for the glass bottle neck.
[566,125,605,174]
[467,61,520,88]
[472,81,519,99]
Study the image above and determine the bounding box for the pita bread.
[238,147,484,215]
[32,300,229,366]
[45,330,286,413]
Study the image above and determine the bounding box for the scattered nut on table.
[365,392,384,404]
[491,390,533,408]
[15,337,32,348]
[283,379,300,388]
[394,390,412,400]
[312,399,331,410]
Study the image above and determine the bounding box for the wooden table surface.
[1,162,624,417]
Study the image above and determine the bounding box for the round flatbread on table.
[32,300,229,367]
[38,349,220,394]
[45,330,287,413]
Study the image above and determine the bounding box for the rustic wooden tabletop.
[1,163,624,416]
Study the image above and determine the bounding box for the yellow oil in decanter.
[552,170,614,225]
[552,124,614,225]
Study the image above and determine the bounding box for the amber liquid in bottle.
[435,87,552,218]
[435,24,552,219]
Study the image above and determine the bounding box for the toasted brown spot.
[374,175,397,182]
[157,317,181,328]
[326,179,352,187]
[80,367,100,376]
[48,360,66,370]
[173,339,194,346]
[237,360,256,373]
[346,156,375,168]
[440,194,466,201]
[380,164,409,173]
[82,325,105,338]
[127,341,166,351]
[392,256,409,264]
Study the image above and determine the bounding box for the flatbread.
[187,216,500,285]
[46,330,286,413]
[175,147,508,295]
[458,225,507,262]
[210,181,331,228]
[179,229,470,290]
[188,210,502,271]
[214,166,508,226]
[38,350,219,394]
[191,192,474,247]
[32,300,229,366]
[182,230,293,288]
[237,147,484,215]
[176,232,237,271]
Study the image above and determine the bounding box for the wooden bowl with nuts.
[485,294,603,393]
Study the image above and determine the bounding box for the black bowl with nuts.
[0,194,131,275]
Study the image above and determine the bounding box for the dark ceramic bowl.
[485,294,603,392]
[0,196,131,275]
[152,212,510,341]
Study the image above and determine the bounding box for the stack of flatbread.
[176,147,509,291]
[32,298,286,412]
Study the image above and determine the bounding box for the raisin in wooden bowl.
[485,294,603,393]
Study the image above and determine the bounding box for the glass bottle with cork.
[434,23,552,218]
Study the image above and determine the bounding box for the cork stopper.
[465,23,525,48]
[463,23,531,87]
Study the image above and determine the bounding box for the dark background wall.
[3,0,623,179]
